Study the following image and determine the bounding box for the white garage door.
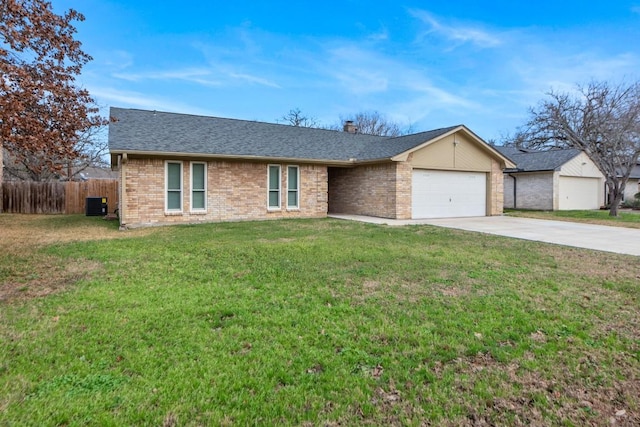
[558,176,601,210]
[412,170,487,219]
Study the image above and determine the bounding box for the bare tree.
[336,111,404,136]
[3,148,58,181]
[279,108,319,128]
[4,116,109,181]
[280,109,406,136]
[506,81,640,216]
[69,124,110,177]
[1,0,108,178]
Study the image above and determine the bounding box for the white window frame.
[267,164,281,210]
[165,161,183,213]
[286,165,300,210]
[190,162,207,213]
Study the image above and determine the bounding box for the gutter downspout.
[508,173,517,209]
[120,153,127,229]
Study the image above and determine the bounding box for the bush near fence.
[2,180,118,214]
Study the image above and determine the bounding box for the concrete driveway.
[329,214,640,256]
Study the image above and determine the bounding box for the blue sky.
[53,0,640,141]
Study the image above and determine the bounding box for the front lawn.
[506,209,640,229]
[1,215,639,425]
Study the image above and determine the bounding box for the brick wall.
[394,161,413,219]
[504,173,515,209]
[510,172,554,210]
[489,159,504,215]
[121,158,327,227]
[118,158,124,221]
[328,162,408,219]
[119,155,507,226]
[328,159,504,219]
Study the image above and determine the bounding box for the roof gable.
[392,126,515,168]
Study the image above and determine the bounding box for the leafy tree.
[1,0,107,180]
[279,108,319,128]
[337,111,404,136]
[506,81,640,216]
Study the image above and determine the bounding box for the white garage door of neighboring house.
[558,176,601,210]
[412,170,486,219]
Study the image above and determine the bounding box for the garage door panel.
[412,170,486,218]
[558,177,601,210]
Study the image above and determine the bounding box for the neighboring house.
[621,163,640,204]
[108,108,514,228]
[75,166,118,181]
[496,146,605,210]
[1,151,116,182]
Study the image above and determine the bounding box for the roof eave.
[507,168,559,173]
[109,149,362,167]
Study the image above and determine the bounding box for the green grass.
[506,208,640,228]
[1,216,639,425]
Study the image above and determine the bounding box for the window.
[287,165,299,209]
[166,161,183,212]
[191,162,207,212]
[268,165,281,209]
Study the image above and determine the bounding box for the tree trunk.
[610,203,619,217]
[609,192,624,217]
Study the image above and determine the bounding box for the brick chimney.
[343,120,357,134]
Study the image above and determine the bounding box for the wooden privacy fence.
[64,180,119,214]
[2,180,118,214]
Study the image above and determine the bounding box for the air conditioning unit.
[86,197,107,216]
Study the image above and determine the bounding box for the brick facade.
[489,158,504,215]
[329,158,504,219]
[328,162,412,219]
[394,160,413,219]
[120,158,327,227]
[503,172,554,210]
[117,143,507,226]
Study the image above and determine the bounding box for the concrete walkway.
[328,214,640,256]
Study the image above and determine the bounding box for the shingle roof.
[494,146,582,172]
[494,146,529,158]
[108,108,459,163]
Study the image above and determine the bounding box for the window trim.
[165,160,183,213]
[267,164,281,210]
[286,165,300,210]
[190,161,207,213]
